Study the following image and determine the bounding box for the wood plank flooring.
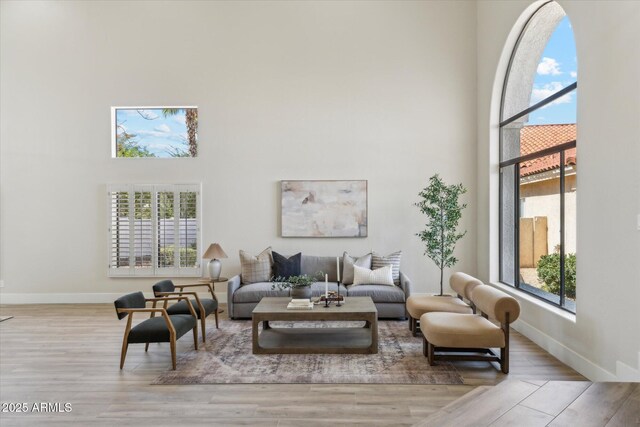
[0,304,585,426]
[417,380,640,427]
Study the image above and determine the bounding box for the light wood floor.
[0,304,585,426]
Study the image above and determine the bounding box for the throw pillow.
[240,247,273,284]
[342,252,372,285]
[272,251,302,278]
[372,251,402,285]
[352,264,394,287]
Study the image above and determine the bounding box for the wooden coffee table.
[252,297,378,354]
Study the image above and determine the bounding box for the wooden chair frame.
[116,296,198,370]
[157,282,219,342]
[422,312,511,374]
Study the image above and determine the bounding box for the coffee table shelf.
[252,297,378,354]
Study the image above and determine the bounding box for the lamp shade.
[203,243,228,260]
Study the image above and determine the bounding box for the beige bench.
[406,272,482,336]
[420,284,520,373]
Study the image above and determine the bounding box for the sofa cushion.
[372,251,402,284]
[421,312,505,348]
[234,282,289,303]
[128,314,196,343]
[342,252,372,285]
[310,281,348,297]
[240,247,273,284]
[234,281,349,303]
[352,265,394,287]
[301,255,339,281]
[346,284,406,303]
[272,251,302,278]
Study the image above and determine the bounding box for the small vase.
[290,286,312,299]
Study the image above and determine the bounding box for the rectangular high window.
[108,184,200,277]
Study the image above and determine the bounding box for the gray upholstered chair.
[152,279,219,342]
[114,291,198,370]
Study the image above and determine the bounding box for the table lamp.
[203,243,228,280]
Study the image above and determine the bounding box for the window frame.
[107,183,201,277]
[498,2,577,313]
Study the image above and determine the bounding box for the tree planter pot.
[290,286,312,299]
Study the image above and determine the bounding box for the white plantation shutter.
[178,186,198,268]
[109,188,131,276]
[108,184,201,277]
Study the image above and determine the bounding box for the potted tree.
[415,174,467,296]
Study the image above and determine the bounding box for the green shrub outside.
[158,246,198,267]
[536,253,576,299]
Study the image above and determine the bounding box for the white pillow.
[352,264,394,287]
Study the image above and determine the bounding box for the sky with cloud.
[116,108,190,157]
[528,16,577,125]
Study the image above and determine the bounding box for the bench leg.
[428,341,435,366]
[422,335,427,357]
[501,346,509,373]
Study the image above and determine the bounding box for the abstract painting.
[281,180,367,237]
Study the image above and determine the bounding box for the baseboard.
[615,353,640,382]
[0,292,228,305]
[512,318,618,382]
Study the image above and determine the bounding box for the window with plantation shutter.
[108,184,201,277]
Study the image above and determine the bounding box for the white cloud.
[531,81,573,107]
[570,71,577,78]
[537,57,562,75]
[154,124,171,133]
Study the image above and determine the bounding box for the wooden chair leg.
[408,317,413,331]
[120,342,129,370]
[214,309,219,328]
[412,318,419,337]
[200,316,207,342]
[120,317,132,370]
[422,335,427,357]
[193,324,199,350]
[144,343,150,352]
[170,339,177,370]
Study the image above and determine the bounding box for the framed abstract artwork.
[281,180,368,237]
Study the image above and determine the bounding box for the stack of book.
[287,298,314,310]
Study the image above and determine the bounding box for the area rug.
[153,320,463,385]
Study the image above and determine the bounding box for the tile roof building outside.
[520,124,576,177]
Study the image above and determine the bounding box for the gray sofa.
[227,255,412,319]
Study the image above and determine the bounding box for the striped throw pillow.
[372,251,402,285]
[352,265,394,287]
[240,247,273,284]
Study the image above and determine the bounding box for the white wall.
[0,1,477,301]
[477,0,640,380]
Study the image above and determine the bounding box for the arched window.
[499,1,577,312]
